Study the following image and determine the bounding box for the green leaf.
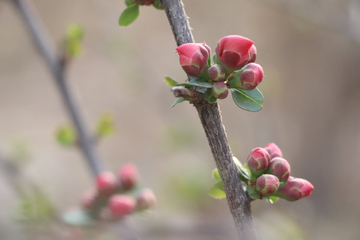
[209,181,226,199]
[164,76,178,87]
[212,168,221,181]
[125,0,135,6]
[203,89,218,103]
[262,196,278,204]
[232,156,251,182]
[63,208,95,226]
[96,112,116,137]
[171,97,185,107]
[152,0,164,9]
[119,4,140,27]
[177,79,213,88]
[247,185,260,200]
[64,24,84,57]
[56,125,77,146]
[231,88,263,112]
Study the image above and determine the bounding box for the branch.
[160,0,257,239]
[11,0,103,177]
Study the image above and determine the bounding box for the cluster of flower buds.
[244,143,314,201]
[176,35,264,100]
[80,163,156,220]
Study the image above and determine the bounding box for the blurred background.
[1,0,360,239]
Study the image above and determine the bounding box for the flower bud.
[211,82,229,99]
[273,178,314,201]
[118,163,139,190]
[248,44,257,64]
[108,195,136,217]
[215,35,254,72]
[247,147,271,175]
[228,63,264,90]
[176,43,209,77]
[80,190,97,210]
[265,143,283,159]
[269,157,290,182]
[96,172,118,196]
[256,174,280,195]
[208,64,226,82]
[136,188,156,211]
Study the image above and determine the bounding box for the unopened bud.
[269,157,290,182]
[176,43,209,77]
[265,143,283,159]
[108,195,136,217]
[256,174,280,195]
[96,172,118,196]
[80,190,97,210]
[118,163,139,190]
[136,188,156,210]
[273,178,314,201]
[208,64,226,82]
[247,147,270,176]
[228,63,264,90]
[247,45,257,64]
[211,82,229,99]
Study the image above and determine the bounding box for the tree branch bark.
[160,0,257,239]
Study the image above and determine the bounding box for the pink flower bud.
[208,64,226,82]
[95,172,118,196]
[215,35,254,72]
[80,190,97,210]
[265,143,283,159]
[247,147,271,174]
[256,174,280,195]
[228,63,264,90]
[176,43,210,77]
[136,188,156,211]
[248,44,257,64]
[108,195,136,217]
[211,82,229,99]
[274,178,314,201]
[269,157,290,182]
[118,163,139,190]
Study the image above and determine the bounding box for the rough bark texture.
[160,0,257,239]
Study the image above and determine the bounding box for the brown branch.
[160,0,257,239]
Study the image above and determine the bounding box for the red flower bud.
[118,163,139,190]
[274,178,314,201]
[212,82,229,99]
[228,63,264,90]
[269,157,290,182]
[215,35,254,72]
[95,172,118,196]
[136,188,156,211]
[108,195,136,217]
[256,174,280,195]
[265,143,283,159]
[247,147,271,174]
[176,43,210,77]
[248,45,257,64]
[208,64,226,82]
[80,190,97,210]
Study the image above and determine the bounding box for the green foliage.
[164,76,178,87]
[212,168,221,181]
[63,208,95,226]
[152,0,164,10]
[231,88,264,112]
[176,79,213,88]
[171,97,185,107]
[125,0,135,6]
[96,112,116,137]
[56,124,77,146]
[203,89,217,103]
[119,4,140,27]
[209,181,226,199]
[247,185,260,200]
[64,24,84,57]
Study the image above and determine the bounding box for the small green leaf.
[165,76,178,87]
[64,24,84,57]
[212,168,221,181]
[125,0,135,6]
[203,89,218,103]
[96,112,116,137]
[247,185,260,200]
[232,156,251,181]
[119,4,140,27]
[262,196,278,204]
[171,97,185,107]
[63,208,95,226]
[56,125,77,146]
[177,79,213,88]
[231,88,263,112]
[152,0,164,9]
[209,181,226,199]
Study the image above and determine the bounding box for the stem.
[11,0,103,177]
[160,0,256,239]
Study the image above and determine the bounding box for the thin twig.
[11,0,103,177]
[160,0,257,239]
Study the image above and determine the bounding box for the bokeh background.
[1,0,360,239]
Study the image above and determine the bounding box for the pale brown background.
[1,0,360,239]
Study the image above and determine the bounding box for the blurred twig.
[11,0,103,177]
[160,0,256,239]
